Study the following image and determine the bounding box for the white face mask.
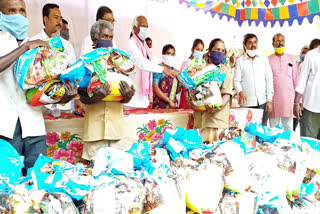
[246,49,259,57]
[162,55,175,67]
[138,27,148,40]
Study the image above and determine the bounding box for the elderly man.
[80,6,116,56]
[294,45,320,139]
[78,20,135,160]
[0,0,74,174]
[31,3,80,113]
[268,33,298,130]
[234,33,274,126]
[124,15,179,109]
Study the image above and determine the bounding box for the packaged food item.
[189,81,223,111]
[14,37,69,90]
[207,141,251,194]
[178,58,220,90]
[87,72,135,102]
[219,191,258,214]
[145,177,185,214]
[25,80,66,106]
[178,161,224,214]
[0,190,78,214]
[82,176,145,214]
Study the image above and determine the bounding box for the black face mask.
[96,39,113,48]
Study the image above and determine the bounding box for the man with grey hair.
[78,20,135,160]
[124,15,179,109]
[90,20,114,48]
[268,33,298,130]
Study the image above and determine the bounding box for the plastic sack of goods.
[178,58,221,90]
[189,73,226,112]
[82,176,145,214]
[0,190,78,214]
[14,37,69,90]
[14,37,74,106]
[60,47,136,102]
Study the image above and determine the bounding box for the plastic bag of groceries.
[0,189,78,214]
[32,156,94,201]
[25,80,67,106]
[271,137,307,202]
[143,177,186,214]
[60,47,136,102]
[188,73,226,112]
[177,159,224,214]
[218,190,258,214]
[178,58,220,90]
[162,127,204,161]
[82,175,145,214]
[247,152,292,213]
[206,141,251,194]
[92,146,134,177]
[14,37,69,90]
[0,140,24,192]
[126,142,155,175]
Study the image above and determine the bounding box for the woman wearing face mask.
[152,44,181,109]
[188,38,233,142]
[179,39,205,110]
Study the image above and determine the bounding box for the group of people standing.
[0,0,319,175]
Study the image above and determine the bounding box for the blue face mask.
[0,12,29,40]
[138,27,148,40]
[299,54,305,62]
[96,39,113,48]
[209,51,225,66]
[193,50,204,59]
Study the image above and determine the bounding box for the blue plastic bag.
[60,60,91,88]
[14,37,65,90]
[0,140,24,193]
[32,156,93,201]
[126,142,155,175]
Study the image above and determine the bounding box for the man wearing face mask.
[234,33,274,126]
[124,15,179,109]
[0,0,51,174]
[31,3,78,114]
[78,20,135,160]
[268,33,298,130]
[60,18,69,41]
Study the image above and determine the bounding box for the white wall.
[25,0,320,68]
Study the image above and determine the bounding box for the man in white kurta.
[124,15,178,109]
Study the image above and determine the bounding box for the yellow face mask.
[275,47,285,55]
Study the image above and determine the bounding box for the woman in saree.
[152,44,181,109]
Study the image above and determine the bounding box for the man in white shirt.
[0,0,50,175]
[80,6,116,56]
[31,3,80,113]
[234,33,274,126]
[124,15,179,109]
[294,47,320,139]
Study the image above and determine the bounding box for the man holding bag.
[124,15,179,109]
[0,0,59,174]
[79,20,135,160]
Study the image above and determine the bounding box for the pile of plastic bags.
[2,124,320,214]
[60,47,136,102]
[178,58,226,111]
